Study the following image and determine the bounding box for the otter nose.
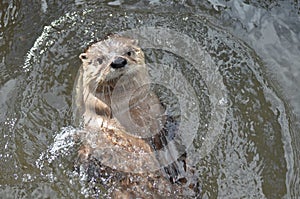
[110,57,127,69]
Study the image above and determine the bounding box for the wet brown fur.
[72,35,186,198]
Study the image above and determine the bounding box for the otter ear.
[79,53,88,62]
[105,33,116,40]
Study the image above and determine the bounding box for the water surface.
[0,1,299,198]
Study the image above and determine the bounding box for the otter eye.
[127,51,134,56]
[97,58,103,64]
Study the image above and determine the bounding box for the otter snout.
[111,57,127,69]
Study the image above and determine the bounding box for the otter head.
[79,35,146,87]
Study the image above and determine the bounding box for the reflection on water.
[0,1,299,198]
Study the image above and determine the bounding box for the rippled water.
[0,1,299,198]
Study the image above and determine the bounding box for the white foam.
[36,126,76,169]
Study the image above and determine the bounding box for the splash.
[36,126,76,170]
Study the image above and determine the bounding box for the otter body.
[72,36,187,198]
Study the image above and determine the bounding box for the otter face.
[79,36,146,84]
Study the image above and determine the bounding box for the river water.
[0,0,299,198]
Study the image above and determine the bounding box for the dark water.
[0,0,299,198]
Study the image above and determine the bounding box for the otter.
[72,35,189,198]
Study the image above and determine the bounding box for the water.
[0,0,299,198]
